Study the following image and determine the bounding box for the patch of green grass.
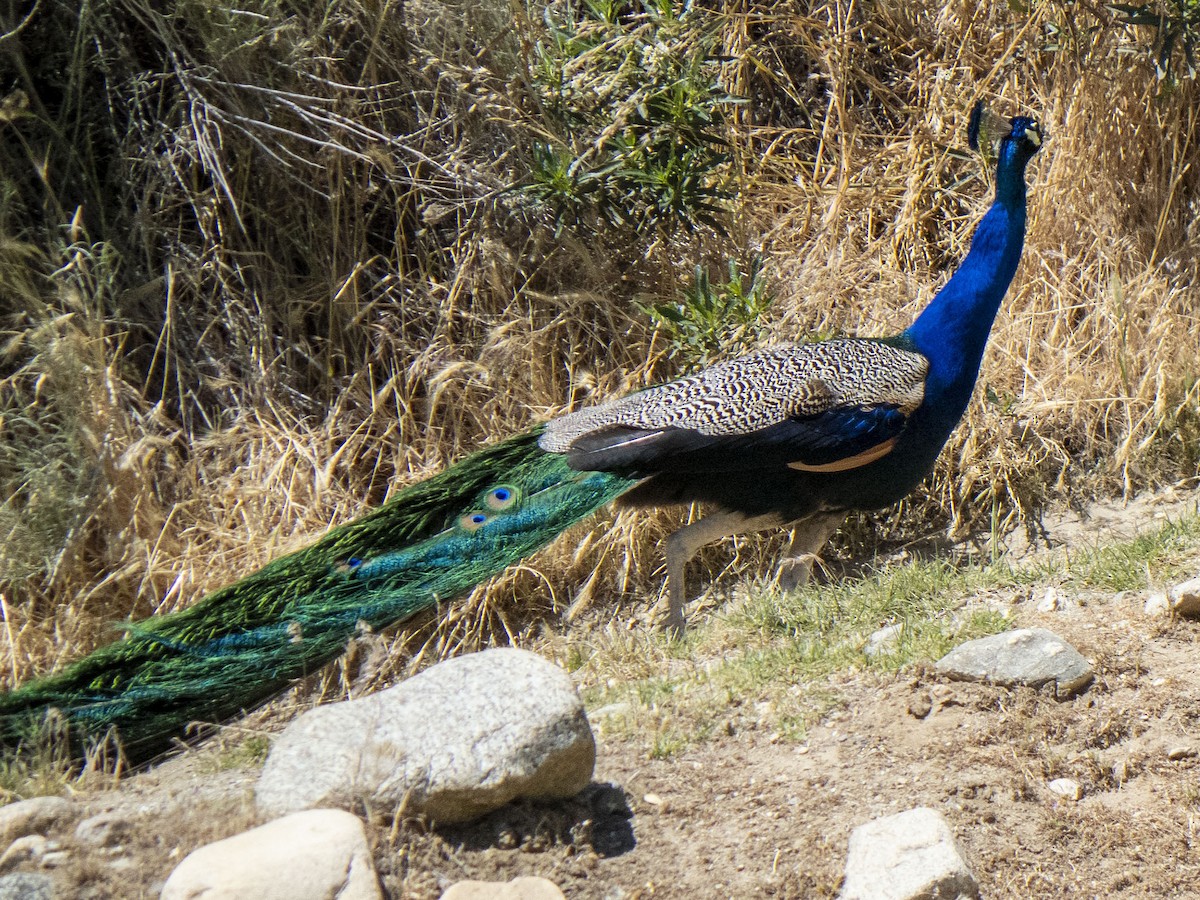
[579,511,1200,759]
[582,555,1019,756]
[633,677,679,706]
[649,729,689,759]
[1052,516,1200,592]
[0,720,80,801]
[199,734,272,773]
[719,557,1021,693]
[0,756,75,802]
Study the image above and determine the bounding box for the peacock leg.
[662,510,787,637]
[777,511,845,591]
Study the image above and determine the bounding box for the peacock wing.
[539,339,928,474]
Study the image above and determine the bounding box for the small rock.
[161,809,382,900]
[1144,592,1169,616]
[864,624,903,658]
[1168,577,1200,617]
[0,872,55,900]
[1047,778,1083,801]
[1167,746,1197,761]
[37,851,68,869]
[839,807,979,900]
[589,703,632,721]
[934,628,1094,699]
[440,876,567,900]
[73,812,130,848]
[0,835,47,869]
[256,648,595,823]
[0,798,75,847]
[907,692,933,720]
[1037,586,1060,613]
[1112,759,1131,784]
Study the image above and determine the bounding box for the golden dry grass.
[0,0,1198,697]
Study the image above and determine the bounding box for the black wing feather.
[565,405,911,475]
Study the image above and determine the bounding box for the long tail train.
[0,431,633,764]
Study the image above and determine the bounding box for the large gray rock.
[0,873,54,900]
[934,628,1093,699]
[840,807,978,900]
[160,809,380,900]
[256,648,595,823]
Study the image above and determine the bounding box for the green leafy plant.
[526,0,739,234]
[644,257,773,368]
[1036,1,1198,90]
[1111,0,1200,85]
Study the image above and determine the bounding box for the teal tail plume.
[0,431,634,763]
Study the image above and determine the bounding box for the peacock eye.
[459,511,490,532]
[485,485,519,511]
[335,557,364,576]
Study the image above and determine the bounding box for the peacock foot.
[776,553,820,592]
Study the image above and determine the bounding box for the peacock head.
[1003,116,1044,162]
[968,102,1044,164]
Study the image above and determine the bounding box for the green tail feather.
[0,430,635,763]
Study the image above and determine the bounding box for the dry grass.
[0,0,1198,697]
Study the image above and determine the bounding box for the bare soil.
[28,492,1200,899]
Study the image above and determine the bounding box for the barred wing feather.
[540,339,928,474]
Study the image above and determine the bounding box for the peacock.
[0,107,1042,764]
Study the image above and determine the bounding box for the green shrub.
[1112,0,1200,86]
[526,0,739,234]
[643,257,772,368]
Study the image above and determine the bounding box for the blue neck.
[903,141,1031,416]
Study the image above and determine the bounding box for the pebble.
[864,624,903,658]
[74,812,129,848]
[1145,592,1169,616]
[0,835,47,869]
[589,702,632,720]
[907,693,933,719]
[1112,759,1131,784]
[1047,778,1083,801]
[1037,587,1060,613]
[440,876,566,899]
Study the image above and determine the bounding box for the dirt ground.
[387,608,1200,899]
[34,491,1200,899]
